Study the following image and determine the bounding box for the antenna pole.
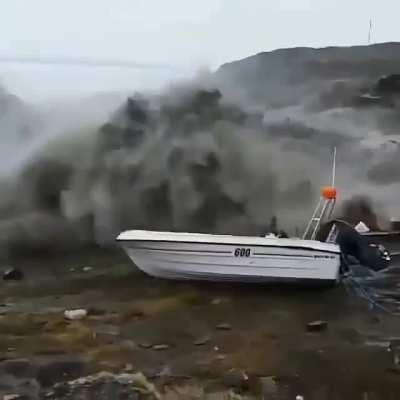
[331,147,336,187]
[368,19,373,44]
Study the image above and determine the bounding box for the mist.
[1,45,400,257]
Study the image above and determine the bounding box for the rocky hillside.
[215,42,400,107]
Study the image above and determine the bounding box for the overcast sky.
[0,0,399,101]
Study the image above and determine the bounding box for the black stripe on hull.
[117,239,340,255]
[129,246,327,259]
[131,245,231,254]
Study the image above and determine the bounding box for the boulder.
[307,320,328,332]
[3,268,24,281]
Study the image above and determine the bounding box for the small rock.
[82,266,92,272]
[64,309,87,320]
[211,298,222,305]
[307,320,328,332]
[0,303,14,307]
[364,340,390,348]
[216,354,226,361]
[69,268,75,272]
[115,373,136,385]
[129,372,161,399]
[124,363,134,372]
[222,368,249,389]
[67,371,114,387]
[45,391,55,398]
[258,376,278,397]
[139,342,153,349]
[153,344,170,351]
[296,395,304,400]
[216,323,231,330]
[3,268,24,281]
[3,395,20,400]
[193,335,211,346]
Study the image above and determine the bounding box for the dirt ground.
[1,247,400,399]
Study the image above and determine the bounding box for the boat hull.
[119,239,341,284]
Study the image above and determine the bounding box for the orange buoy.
[321,186,337,200]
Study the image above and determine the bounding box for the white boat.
[117,230,341,283]
[117,148,343,284]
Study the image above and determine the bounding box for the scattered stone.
[129,372,161,399]
[193,335,211,346]
[216,323,231,330]
[64,309,87,320]
[306,320,328,332]
[68,371,114,387]
[45,391,55,398]
[211,298,222,305]
[296,396,304,400]
[222,368,249,390]
[82,266,92,272]
[364,340,390,348]
[258,376,278,397]
[115,373,137,385]
[124,363,134,372]
[3,268,24,281]
[216,355,226,361]
[69,268,75,272]
[3,395,20,400]
[153,344,170,351]
[139,342,153,349]
[67,371,160,399]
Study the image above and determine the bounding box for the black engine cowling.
[316,219,391,272]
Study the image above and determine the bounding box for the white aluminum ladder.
[302,147,337,240]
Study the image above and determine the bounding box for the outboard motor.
[302,148,390,272]
[317,219,391,272]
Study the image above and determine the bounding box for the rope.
[341,255,399,316]
[343,275,398,315]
